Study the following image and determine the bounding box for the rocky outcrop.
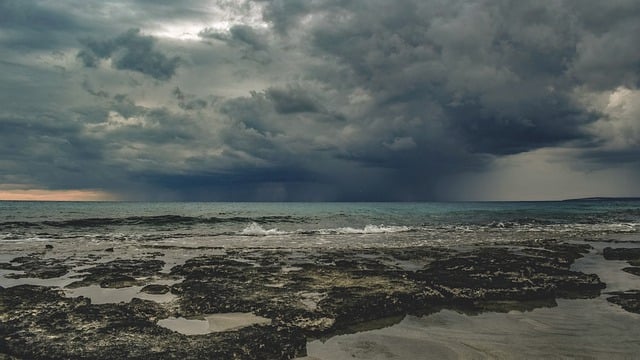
[66,259,166,289]
[601,247,640,312]
[0,255,70,279]
[0,240,605,359]
[0,285,305,360]
[603,247,640,261]
[607,290,640,314]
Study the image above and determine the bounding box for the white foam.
[238,223,413,237]
[239,222,288,236]
[316,224,412,235]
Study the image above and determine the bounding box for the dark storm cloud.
[200,24,268,51]
[234,0,640,199]
[0,111,109,190]
[0,0,82,49]
[275,0,638,155]
[79,29,180,80]
[258,0,313,35]
[0,1,72,30]
[298,1,586,154]
[445,97,595,154]
[199,24,272,64]
[172,87,209,111]
[2,0,640,200]
[229,24,268,51]
[265,86,322,114]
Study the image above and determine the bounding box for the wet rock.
[607,290,640,314]
[66,259,165,289]
[141,284,171,294]
[0,285,305,359]
[0,240,607,359]
[622,267,640,277]
[0,255,69,279]
[169,242,603,337]
[99,274,139,288]
[603,247,640,261]
[415,245,604,311]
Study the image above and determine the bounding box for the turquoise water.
[1,200,639,247]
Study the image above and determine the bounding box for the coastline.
[2,237,639,359]
[304,240,640,359]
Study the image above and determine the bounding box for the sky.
[1,0,640,201]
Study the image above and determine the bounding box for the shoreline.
[2,239,640,359]
[304,241,640,359]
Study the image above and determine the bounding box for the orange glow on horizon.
[0,189,118,201]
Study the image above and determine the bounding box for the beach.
[1,201,640,358]
[304,240,640,359]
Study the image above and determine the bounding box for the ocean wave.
[0,214,302,229]
[313,224,413,235]
[487,219,555,228]
[481,221,639,233]
[238,223,414,236]
[239,223,289,236]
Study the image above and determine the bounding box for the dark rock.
[141,284,170,294]
[583,238,636,244]
[414,246,604,309]
[622,267,640,277]
[0,285,306,359]
[607,290,640,314]
[168,241,604,336]
[99,274,139,288]
[105,247,114,252]
[1,255,69,279]
[0,240,609,359]
[45,244,54,250]
[66,259,165,289]
[603,247,640,261]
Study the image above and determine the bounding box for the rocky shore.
[0,239,629,359]
[602,246,640,314]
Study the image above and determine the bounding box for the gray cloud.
[199,24,272,64]
[200,24,268,51]
[1,0,640,200]
[79,29,180,80]
[0,0,83,50]
[172,87,209,110]
[265,86,322,114]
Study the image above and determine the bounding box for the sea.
[1,199,640,248]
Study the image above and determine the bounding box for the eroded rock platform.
[0,240,607,359]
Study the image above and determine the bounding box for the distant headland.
[562,197,640,202]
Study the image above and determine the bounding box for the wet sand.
[304,241,640,359]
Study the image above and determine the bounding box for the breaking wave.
[238,223,414,236]
[311,224,412,235]
[239,223,288,236]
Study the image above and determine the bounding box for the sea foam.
[238,223,412,236]
[316,224,412,235]
[239,222,288,236]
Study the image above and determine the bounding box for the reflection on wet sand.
[304,242,640,359]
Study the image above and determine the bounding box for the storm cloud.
[79,29,181,80]
[1,0,640,200]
